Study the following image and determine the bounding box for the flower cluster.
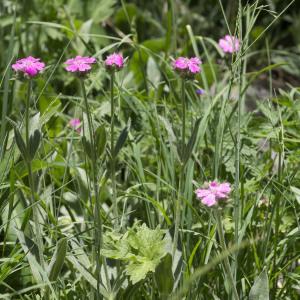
[12,53,125,79]
[218,35,240,54]
[195,181,231,207]
[173,57,202,78]
[12,56,45,78]
[12,34,239,79]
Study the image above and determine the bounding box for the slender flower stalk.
[64,55,110,296]
[25,80,45,271]
[104,53,124,229]
[195,181,238,299]
[172,78,186,258]
[12,57,46,280]
[79,79,110,297]
[110,71,118,228]
[172,56,201,258]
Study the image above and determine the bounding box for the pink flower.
[218,35,239,53]
[69,118,81,133]
[173,56,202,78]
[105,53,124,70]
[64,56,96,73]
[173,57,188,70]
[195,181,231,207]
[187,57,201,73]
[12,56,45,77]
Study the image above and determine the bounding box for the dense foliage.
[0,0,299,299]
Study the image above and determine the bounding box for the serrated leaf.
[48,238,67,281]
[14,128,28,162]
[102,223,167,285]
[126,259,157,285]
[95,125,106,157]
[29,129,41,160]
[249,270,269,300]
[155,253,174,295]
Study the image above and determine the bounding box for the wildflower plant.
[1,1,299,300]
[65,55,109,295]
[172,55,202,259]
[11,56,45,282]
[105,52,125,229]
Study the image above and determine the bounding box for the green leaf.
[14,229,42,283]
[126,259,157,285]
[14,128,28,162]
[155,253,174,295]
[95,125,106,157]
[249,270,269,300]
[114,125,129,157]
[48,238,68,281]
[291,186,300,205]
[90,0,117,22]
[102,223,167,285]
[29,129,41,160]
[81,136,93,160]
[181,118,201,164]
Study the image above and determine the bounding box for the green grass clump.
[0,0,299,299]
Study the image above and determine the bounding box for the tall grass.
[0,0,299,299]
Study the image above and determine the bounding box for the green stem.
[25,80,45,267]
[181,79,186,155]
[215,210,239,300]
[173,79,186,258]
[25,80,46,297]
[80,79,110,297]
[110,72,118,229]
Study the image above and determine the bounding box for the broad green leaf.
[29,129,41,160]
[126,259,157,285]
[249,270,269,300]
[102,223,167,285]
[95,125,106,157]
[155,253,174,295]
[14,128,28,162]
